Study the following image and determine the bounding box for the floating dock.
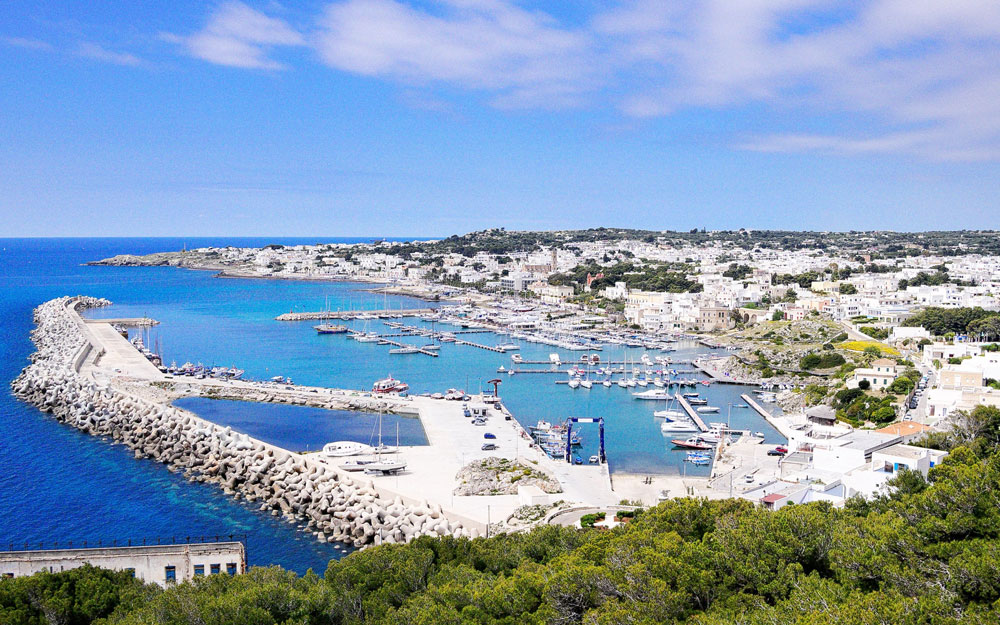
[454,339,507,353]
[675,395,709,432]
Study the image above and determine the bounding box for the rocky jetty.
[12,297,475,548]
[454,458,562,496]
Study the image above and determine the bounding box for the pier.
[692,360,757,385]
[84,317,159,327]
[675,395,709,432]
[454,339,507,353]
[276,308,437,321]
[348,331,439,357]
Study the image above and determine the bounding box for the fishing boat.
[314,324,349,334]
[372,376,409,394]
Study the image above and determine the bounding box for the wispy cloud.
[167,1,304,70]
[76,42,142,66]
[315,0,595,108]
[1,35,54,51]
[163,0,1000,160]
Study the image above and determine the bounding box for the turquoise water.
[1,237,783,574]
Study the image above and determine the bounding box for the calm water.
[0,237,783,573]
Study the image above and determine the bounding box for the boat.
[580,379,593,389]
[314,324,349,334]
[372,376,409,394]
[589,455,600,465]
[602,379,612,387]
[568,379,581,389]
[322,441,374,457]
[653,409,687,419]
[696,406,720,413]
[633,389,673,400]
[354,332,381,342]
[687,397,708,405]
[338,459,376,472]
[421,344,440,351]
[661,420,699,433]
[496,343,520,350]
[389,345,421,354]
[364,410,407,475]
[636,379,648,387]
[671,437,713,450]
[683,392,700,398]
[511,354,523,363]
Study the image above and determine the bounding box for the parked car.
[775,446,788,453]
[767,449,785,457]
[481,443,498,451]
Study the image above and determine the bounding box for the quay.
[454,338,507,353]
[276,308,437,321]
[675,395,709,432]
[740,393,794,439]
[84,316,159,327]
[347,331,439,357]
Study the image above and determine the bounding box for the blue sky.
[1,1,999,237]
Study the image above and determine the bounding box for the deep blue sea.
[0,237,783,574]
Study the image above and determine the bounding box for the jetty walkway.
[675,395,709,432]
[276,308,437,321]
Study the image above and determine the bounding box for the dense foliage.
[902,306,1000,336]
[549,261,701,293]
[6,406,1000,625]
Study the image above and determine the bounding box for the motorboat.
[372,376,409,394]
[671,437,713,450]
[511,354,523,363]
[633,389,673,400]
[636,379,649,387]
[354,332,381,342]
[602,379,612,387]
[568,379,581,389]
[421,344,440,351]
[389,345,421,354]
[589,455,600,464]
[687,397,708,405]
[314,324,349,334]
[580,379,593,389]
[696,406,721,413]
[661,420,699,433]
[322,441,373,457]
[653,409,687,419]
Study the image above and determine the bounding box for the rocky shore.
[11,297,476,548]
[454,458,562,496]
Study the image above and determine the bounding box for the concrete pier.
[675,395,709,432]
[276,308,437,321]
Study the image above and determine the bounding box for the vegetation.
[837,340,900,356]
[549,261,701,293]
[799,352,846,370]
[9,407,1000,624]
[902,306,1000,336]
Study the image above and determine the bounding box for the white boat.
[687,397,708,405]
[322,441,374,457]
[421,344,440,351]
[602,379,612,387]
[616,378,627,388]
[636,379,649,387]
[389,346,421,354]
[633,389,673,400]
[511,354,523,363]
[354,332,381,343]
[697,406,720,413]
[497,343,520,350]
[654,409,687,419]
[580,379,593,389]
[372,376,409,394]
[653,378,665,388]
[661,420,700,433]
[568,379,581,389]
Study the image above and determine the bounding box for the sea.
[0,237,783,574]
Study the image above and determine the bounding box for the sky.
[1,0,998,237]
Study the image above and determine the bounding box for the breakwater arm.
[11,297,480,548]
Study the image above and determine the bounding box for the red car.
[775,446,788,454]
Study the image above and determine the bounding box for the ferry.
[372,376,409,394]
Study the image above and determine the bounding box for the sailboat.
[361,410,406,475]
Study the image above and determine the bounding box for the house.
[848,358,898,389]
[870,443,947,477]
[875,421,933,443]
[813,431,902,474]
[938,365,984,390]
[697,305,733,332]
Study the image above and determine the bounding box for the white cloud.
[76,42,142,66]
[1,36,54,51]
[172,1,304,70]
[315,0,595,108]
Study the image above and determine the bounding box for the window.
[226,563,237,576]
[165,566,176,583]
[210,563,220,575]
[194,565,204,577]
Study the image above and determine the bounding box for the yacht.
[322,441,373,457]
[580,379,593,389]
[568,379,581,389]
[696,406,721,413]
[511,354,523,364]
[389,345,421,354]
[354,332,381,342]
[654,409,687,419]
[633,389,673,400]
[687,397,708,405]
[661,420,699,433]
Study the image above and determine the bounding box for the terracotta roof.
[871,358,896,366]
[875,421,932,437]
[761,493,786,504]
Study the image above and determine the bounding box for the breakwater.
[11,297,477,548]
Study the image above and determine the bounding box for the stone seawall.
[11,297,476,548]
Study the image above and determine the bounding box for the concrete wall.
[0,542,245,588]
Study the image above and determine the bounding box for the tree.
[839,283,857,295]
[859,380,871,390]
